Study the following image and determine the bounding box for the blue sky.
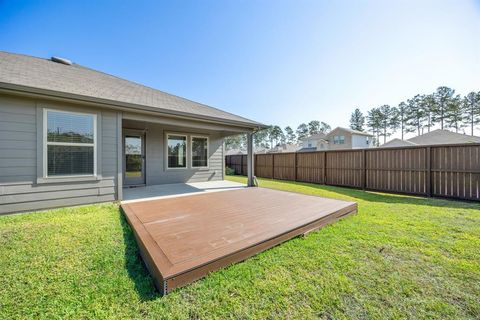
[1,0,479,138]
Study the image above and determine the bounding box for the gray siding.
[0,95,118,214]
[0,94,228,215]
[140,121,224,185]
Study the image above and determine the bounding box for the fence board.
[225,143,480,201]
[273,153,296,180]
[296,152,325,184]
[255,154,274,179]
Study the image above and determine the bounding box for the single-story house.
[0,51,265,214]
[381,129,480,148]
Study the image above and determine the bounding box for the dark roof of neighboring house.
[297,147,318,153]
[382,129,480,147]
[267,143,299,153]
[326,127,373,137]
[0,51,264,129]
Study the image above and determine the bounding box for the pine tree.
[268,125,284,147]
[296,123,309,142]
[350,108,365,131]
[396,102,412,140]
[224,134,246,150]
[367,108,382,146]
[433,86,455,130]
[445,95,464,133]
[307,120,320,135]
[284,126,296,144]
[319,122,331,133]
[462,92,480,136]
[406,95,426,136]
[377,105,397,144]
[254,129,269,148]
[421,94,436,132]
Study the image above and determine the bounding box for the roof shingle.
[0,51,263,128]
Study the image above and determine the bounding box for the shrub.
[225,166,236,175]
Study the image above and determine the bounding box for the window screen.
[46,110,95,176]
[191,137,208,167]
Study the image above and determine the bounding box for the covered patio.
[121,187,357,295]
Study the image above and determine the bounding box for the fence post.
[323,151,327,185]
[362,149,367,190]
[426,146,432,197]
[294,152,297,181]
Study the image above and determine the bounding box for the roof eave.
[0,82,267,131]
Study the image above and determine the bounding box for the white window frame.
[166,133,188,170]
[190,135,209,169]
[43,108,97,178]
[334,135,345,145]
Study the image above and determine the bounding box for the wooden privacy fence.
[225,143,480,201]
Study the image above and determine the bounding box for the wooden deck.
[121,187,357,295]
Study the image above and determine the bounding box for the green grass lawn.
[1,177,479,319]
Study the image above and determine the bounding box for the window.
[45,109,96,177]
[167,134,187,168]
[366,137,370,145]
[191,136,208,168]
[333,135,345,145]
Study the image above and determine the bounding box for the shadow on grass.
[253,177,480,210]
[118,208,160,301]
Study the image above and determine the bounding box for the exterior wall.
[351,134,372,149]
[326,128,353,150]
[325,128,373,150]
[302,138,318,149]
[0,94,229,214]
[124,121,224,185]
[0,94,119,214]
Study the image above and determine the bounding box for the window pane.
[125,136,142,177]
[47,111,94,143]
[48,145,94,176]
[125,136,142,155]
[168,135,186,168]
[192,137,208,167]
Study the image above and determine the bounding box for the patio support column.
[247,132,255,187]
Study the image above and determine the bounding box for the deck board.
[121,187,357,295]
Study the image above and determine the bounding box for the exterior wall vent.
[51,56,72,65]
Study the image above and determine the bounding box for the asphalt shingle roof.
[407,129,480,145]
[382,130,480,147]
[0,51,263,128]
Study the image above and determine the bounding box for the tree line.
[350,87,480,145]
[225,120,331,150]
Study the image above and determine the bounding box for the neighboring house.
[300,133,327,150]
[0,51,264,214]
[380,139,417,148]
[225,149,245,156]
[326,127,373,150]
[381,129,480,148]
[267,143,299,153]
[299,127,373,151]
